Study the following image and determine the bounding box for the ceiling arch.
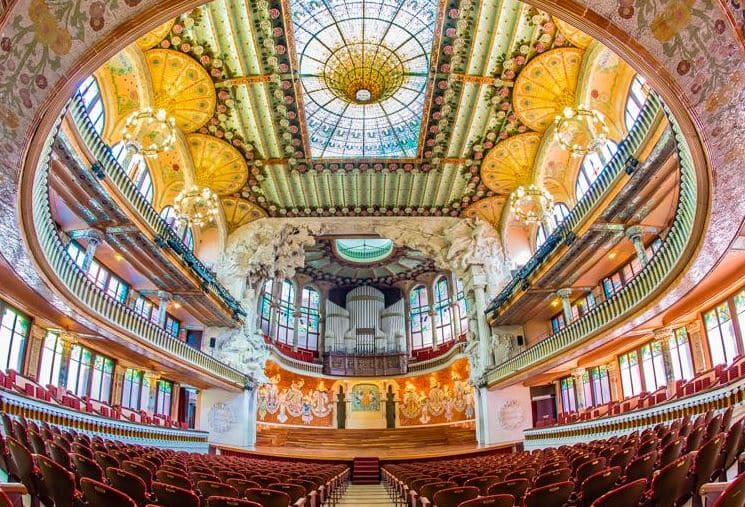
[186,133,248,196]
[479,133,542,195]
[222,197,268,234]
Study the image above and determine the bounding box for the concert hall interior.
[0,0,744,506]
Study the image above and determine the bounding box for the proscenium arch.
[4,0,735,388]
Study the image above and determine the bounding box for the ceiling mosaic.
[111,0,637,229]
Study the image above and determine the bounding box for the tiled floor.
[337,483,395,506]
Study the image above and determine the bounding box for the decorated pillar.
[447,271,462,340]
[156,291,172,329]
[144,372,160,414]
[425,278,438,348]
[316,282,332,354]
[625,225,649,266]
[654,327,677,391]
[395,281,415,358]
[111,363,127,408]
[69,229,105,272]
[571,368,586,410]
[606,361,621,401]
[170,382,180,421]
[24,325,46,380]
[686,320,707,373]
[58,334,77,388]
[471,269,492,376]
[556,288,573,323]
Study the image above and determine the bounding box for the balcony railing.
[485,100,698,386]
[1,388,209,452]
[32,107,250,389]
[68,94,245,320]
[486,95,663,316]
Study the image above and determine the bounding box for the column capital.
[653,326,675,341]
[570,367,586,377]
[606,361,618,372]
[556,288,573,300]
[157,291,172,302]
[686,320,701,333]
[624,225,645,240]
[70,228,105,246]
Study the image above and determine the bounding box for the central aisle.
[337,483,394,506]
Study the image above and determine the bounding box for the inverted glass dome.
[335,238,394,263]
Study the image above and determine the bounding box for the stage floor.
[218,441,516,461]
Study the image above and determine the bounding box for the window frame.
[297,285,320,351]
[410,285,432,350]
[0,301,31,373]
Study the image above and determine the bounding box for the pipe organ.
[325,286,406,355]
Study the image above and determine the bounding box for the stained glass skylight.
[289,0,438,159]
[335,238,394,263]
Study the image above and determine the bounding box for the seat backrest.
[419,481,457,502]
[267,483,305,503]
[686,425,705,452]
[705,414,723,441]
[504,468,535,482]
[243,488,291,507]
[121,460,153,488]
[648,453,694,507]
[660,438,683,467]
[486,479,530,502]
[609,448,633,469]
[712,469,745,507]
[722,418,744,470]
[227,479,261,493]
[71,442,93,458]
[576,458,606,485]
[192,472,221,483]
[691,433,725,490]
[464,475,502,495]
[106,467,147,505]
[206,497,263,507]
[457,495,515,507]
[94,451,120,472]
[579,467,621,506]
[524,481,574,507]
[71,453,104,483]
[152,481,200,507]
[250,475,279,489]
[197,480,239,500]
[154,470,192,490]
[36,454,78,507]
[590,479,647,507]
[534,468,571,487]
[625,451,658,483]
[432,486,480,507]
[80,477,137,507]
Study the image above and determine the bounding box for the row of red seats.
[0,414,349,507]
[410,336,465,362]
[554,359,745,428]
[0,369,188,429]
[264,337,319,362]
[383,407,745,507]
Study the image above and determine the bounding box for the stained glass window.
[640,341,666,391]
[590,366,612,405]
[619,350,643,397]
[705,302,740,366]
[67,344,93,398]
[277,280,296,345]
[161,206,195,252]
[122,368,144,410]
[536,203,570,248]
[79,76,105,134]
[624,75,649,131]
[433,277,453,345]
[259,279,274,335]
[456,278,469,336]
[576,141,618,200]
[290,0,437,158]
[670,327,694,381]
[335,239,394,263]
[38,332,64,387]
[89,355,114,403]
[155,379,172,417]
[298,286,320,351]
[0,302,30,373]
[410,285,432,350]
[560,377,577,412]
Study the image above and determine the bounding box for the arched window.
[433,277,453,345]
[298,286,320,351]
[111,142,154,203]
[536,203,571,248]
[259,279,274,335]
[160,206,194,251]
[624,75,649,131]
[410,285,432,350]
[456,278,469,336]
[276,280,296,345]
[79,76,104,134]
[575,141,618,201]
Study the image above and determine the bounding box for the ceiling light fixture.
[174,185,220,228]
[553,105,609,156]
[121,107,177,158]
[509,184,554,225]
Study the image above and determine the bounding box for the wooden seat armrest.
[420,498,431,507]
[699,481,730,495]
[0,483,27,495]
[293,498,306,507]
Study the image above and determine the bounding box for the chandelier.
[509,184,554,225]
[553,106,609,156]
[121,107,177,158]
[173,185,220,227]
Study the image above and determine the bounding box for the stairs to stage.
[353,457,380,484]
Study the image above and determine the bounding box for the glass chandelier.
[121,107,177,158]
[509,184,554,225]
[173,185,220,227]
[553,106,609,156]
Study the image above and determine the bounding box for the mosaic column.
[686,320,707,373]
[556,288,573,323]
[69,229,105,272]
[110,363,126,408]
[24,324,46,380]
[571,368,586,410]
[156,291,172,329]
[426,280,438,348]
[606,361,621,402]
[57,334,77,388]
[625,225,649,266]
[654,327,677,387]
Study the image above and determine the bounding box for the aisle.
[336,482,395,506]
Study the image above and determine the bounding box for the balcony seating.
[80,478,137,507]
[429,486,479,507]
